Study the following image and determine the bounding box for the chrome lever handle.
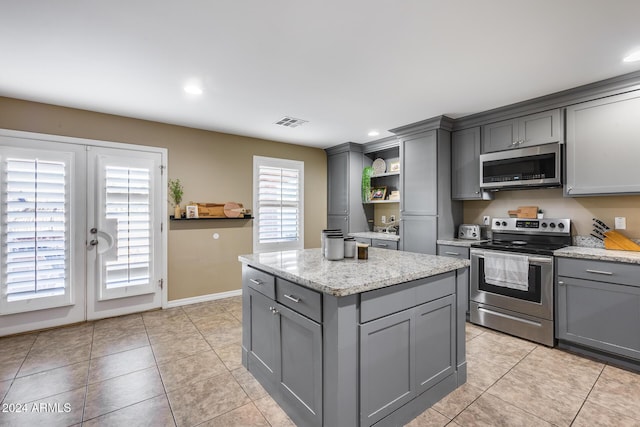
[283,294,300,303]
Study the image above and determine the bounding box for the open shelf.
[364,200,400,204]
[371,171,400,178]
[170,215,253,220]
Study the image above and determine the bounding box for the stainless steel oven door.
[470,248,553,320]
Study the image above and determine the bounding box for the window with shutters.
[1,150,74,314]
[253,156,304,253]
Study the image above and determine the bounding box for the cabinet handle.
[445,251,460,256]
[376,243,388,247]
[585,269,613,276]
[558,281,565,286]
[511,141,518,146]
[475,191,480,194]
[250,278,262,286]
[283,294,300,303]
[271,307,279,315]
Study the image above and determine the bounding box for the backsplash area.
[463,188,640,239]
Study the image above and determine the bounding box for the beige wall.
[0,97,327,301]
[463,188,640,239]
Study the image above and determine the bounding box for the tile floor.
[1,296,639,426]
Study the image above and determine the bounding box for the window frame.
[253,156,304,253]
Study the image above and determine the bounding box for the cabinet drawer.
[360,271,455,323]
[354,237,372,246]
[557,258,640,287]
[437,244,470,259]
[371,239,398,250]
[243,265,276,299]
[277,278,322,323]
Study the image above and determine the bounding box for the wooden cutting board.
[224,202,244,218]
[507,206,538,218]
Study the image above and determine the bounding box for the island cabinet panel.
[565,90,640,196]
[276,277,322,323]
[556,258,640,361]
[243,264,275,299]
[246,288,278,380]
[276,303,323,427]
[359,294,456,427]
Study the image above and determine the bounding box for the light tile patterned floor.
[1,297,639,426]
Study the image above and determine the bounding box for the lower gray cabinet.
[276,303,323,427]
[556,258,640,361]
[400,216,437,254]
[245,281,323,427]
[371,238,398,250]
[359,295,455,426]
[437,244,470,316]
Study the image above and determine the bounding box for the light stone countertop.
[554,246,640,265]
[348,231,400,242]
[238,248,469,297]
[437,238,489,248]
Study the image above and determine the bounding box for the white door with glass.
[0,132,166,336]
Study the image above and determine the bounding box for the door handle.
[89,239,99,246]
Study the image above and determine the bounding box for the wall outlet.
[390,215,396,222]
[483,216,490,226]
[615,216,626,230]
[381,215,386,224]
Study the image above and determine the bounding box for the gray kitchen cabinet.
[437,244,470,315]
[400,131,437,216]
[400,216,437,254]
[326,143,371,233]
[359,293,455,426]
[371,238,398,250]
[392,116,461,255]
[565,90,640,196]
[354,237,371,246]
[243,267,323,427]
[556,258,640,361]
[451,127,492,200]
[481,109,562,153]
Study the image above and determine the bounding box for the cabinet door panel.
[277,303,323,427]
[565,91,640,195]
[482,119,518,153]
[520,109,561,147]
[400,216,437,254]
[328,151,349,215]
[327,215,348,235]
[401,132,437,215]
[557,277,640,360]
[452,127,482,199]
[248,288,277,377]
[414,295,456,394]
[360,310,414,426]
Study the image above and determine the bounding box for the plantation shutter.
[1,150,74,314]
[253,157,304,253]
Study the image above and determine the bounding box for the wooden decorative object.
[224,202,244,218]
[603,230,640,251]
[507,206,539,218]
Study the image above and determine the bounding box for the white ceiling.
[2,1,640,149]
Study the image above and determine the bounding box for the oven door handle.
[474,254,552,264]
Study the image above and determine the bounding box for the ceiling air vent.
[274,116,308,128]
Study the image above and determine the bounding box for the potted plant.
[168,178,184,218]
[362,166,374,203]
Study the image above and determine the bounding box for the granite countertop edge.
[239,249,470,297]
[554,246,640,265]
[348,231,400,242]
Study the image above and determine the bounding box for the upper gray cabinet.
[481,109,562,153]
[327,151,349,215]
[400,131,438,215]
[565,90,640,196]
[451,127,492,200]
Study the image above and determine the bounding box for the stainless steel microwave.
[479,143,562,190]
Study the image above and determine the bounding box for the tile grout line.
[80,322,97,424]
[567,362,606,426]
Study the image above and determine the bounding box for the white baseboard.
[166,289,242,308]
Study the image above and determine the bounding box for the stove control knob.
[495,221,501,227]
[472,232,477,237]
[558,222,565,229]
[501,221,507,226]
[541,222,548,228]
[549,222,556,228]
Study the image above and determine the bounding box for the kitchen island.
[239,248,469,427]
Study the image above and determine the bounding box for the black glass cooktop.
[471,240,569,256]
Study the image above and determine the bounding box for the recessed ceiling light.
[184,85,203,95]
[623,49,640,63]
[368,130,380,137]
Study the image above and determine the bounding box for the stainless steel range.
[469,218,571,346]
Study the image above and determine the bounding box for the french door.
[0,131,166,336]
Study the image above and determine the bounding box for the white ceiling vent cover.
[274,116,308,128]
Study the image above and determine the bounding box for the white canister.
[326,235,345,260]
[344,238,356,258]
[321,229,342,257]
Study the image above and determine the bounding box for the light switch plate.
[615,217,626,230]
[381,215,386,224]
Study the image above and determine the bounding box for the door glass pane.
[104,166,151,289]
[3,158,68,302]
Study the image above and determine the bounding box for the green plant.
[168,178,184,207]
[362,166,374,202]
